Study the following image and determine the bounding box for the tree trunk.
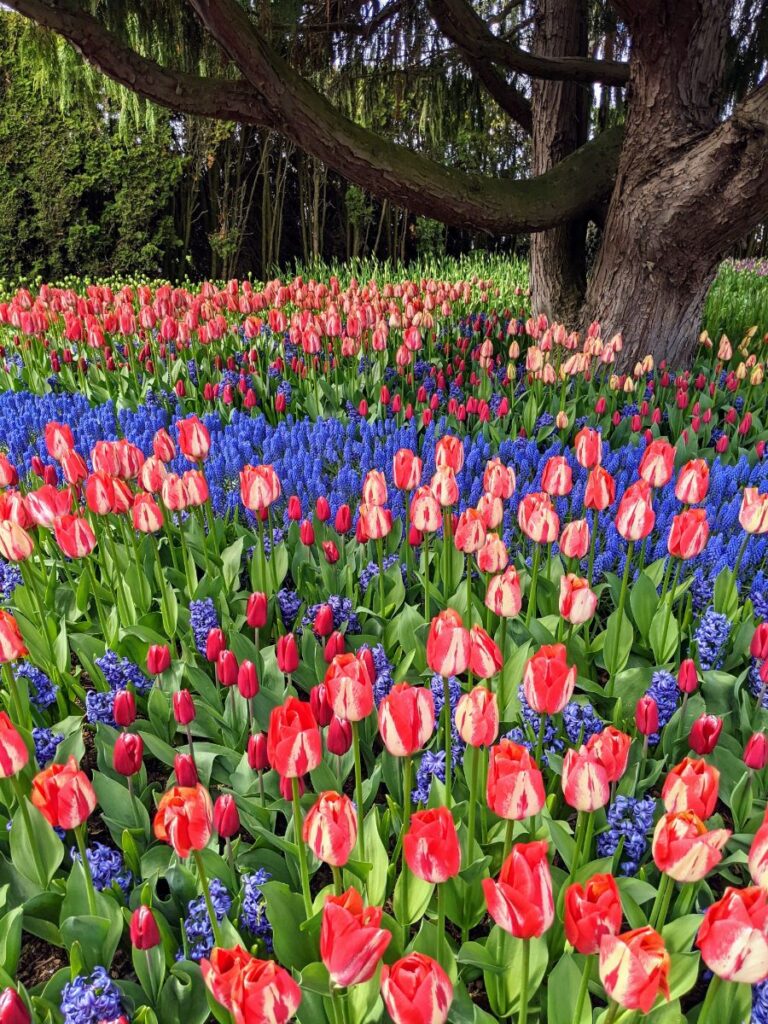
[584,0,739,368]
[530,0,591,325]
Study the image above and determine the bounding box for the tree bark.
[529,0,591,324]
[584,0,768,368]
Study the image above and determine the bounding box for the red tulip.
[113,690,136,727]
[246,592,268,629]
[599,926,670,1012]
[435,434,464,473]
[175,752,198,787]
[130,905,161,949]
[276,633,299,674]
[213,794,240,838]
[53,514,97,558]
[584,467,616,510]
[324,652,374,722]
[304,792,358,867]
[675,459,709,503]
[541,456,573,496]
[393,449,422,491]
[482,840,554,938]
[667,508,709,559]
[202,946,301,1024]
[485,567,522,618]
[486,739,545,820]
[147,644,171,675]
[748,820,768,890]
[173,690,196,725]
[559,519,590,560]
[176,415,211,461]
[740,488,768,534]
[0,988,30,1024]
[379,683,434,757]
[559,574,597,625]
[320,887,392,988]
[381,953,453,1024]
[44,421,74,461]
[635,695,659,736]
[522,643,576,715]
[562,745,610,812]
[31,756,96,830]
[689,714,722,754]
[326,715,353,755]
[237,660,258,700]
[299,518,316,545]
[426,609,470,677]
[752,623,768,660]
[587,726,631,783]
[564,873,623,954]
[216,650,238,687]
[455,687,498,747]
[132,493,163,532]
[574,427,602,469]
[662,757,719,818]
[410,487,442,532]
[287,495,302,521]
[247,732,270,772]
[696,886,768,983]
[0,712,28,778]
[745,732,768,769]
[468,625,503,679]
[517,491,559,543]
[335,504,351,533]
[615,480,655,541]
[314,604,334,637]
[404,807,461,883]
[267,697,322,778]
[652,810,730,882]
[153,783,213,858]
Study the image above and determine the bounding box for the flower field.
[0,266,767,1024]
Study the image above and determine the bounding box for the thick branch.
[3,0,278,126]
[187,0,623,232]
[426,0,532,131]
[429,0,630,85]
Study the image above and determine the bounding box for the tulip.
[689,714,722,754]
[310,684,333,727]
[564,873,622,955]
[304,792,358,868]
[675,459,709,503]
[430,465,459,507]
[559,519,590,560]
[574,427,602,469]
[652,811,730,882]
[749,820,768,891]
[213,794,240,839]
[202,946,301,1024]
[454,507,485,553]
[154,783,213,859]
[0,522,33,562]
[615,479,655,541]
[147,644,171,675]
[559,574,597,625]
[455,687,498,747]
[696,886,768,984]
[379,683,435,757]
[485,566,522,618]
[0,712,28,779]
[324,630,345,662]
[324,652,374,722]
[584,466,616,510]
[0,989,30,1024]
[541,456,573,496]
[335,504,352,533]
[662,757,719,818]
[393,449,423,492]
[44,421,74,461]
[113,689,136,727]
[639,439,675,488]
[172,690,196,725]
[435,434,464,473]
[411,486,441,532]
[326,715,353,755]
[468,625,503,679]
[667,508,709,559]
[482,840,554,938]
[404,807,461,883]
[320,887,392,988]
[476,533,508,573]
[740,487,768,534]
[426,609,470,677]
[267,697,322,778]
[175,752,198,787]
[522,643,576,715]
[132,493,163,532]
[316,496,331,521]
[237,660,258,702]
[31,755,96,830]
[130,906,161,950]
[599,926,670,1013]
[587,726,631,783]
[240,464,281,511]
[53,514,97,558]
[517,491,559,544]
[745,732,768,769]
[752,622,768,660]
[562,745,610,813]
[381,953,453,1024]
[635,695,659,737]
[216,649,238,687]
[247,732,270,772]
[176,415,211,461]
[276,633,299,675]
[483,457,515,498]
[246,591,268,629]
[112,732,144,779]
[287,495,302,521]
[486,739,545,821]
[314,603,334,637]
[677,658,699,694]
[362,469,388,506]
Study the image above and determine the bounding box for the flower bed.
[0,275,766,1024]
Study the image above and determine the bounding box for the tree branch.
[187,0,622,232]
[429,0,630,84]
[3,0,279,127]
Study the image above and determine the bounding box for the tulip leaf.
[60,913,121,973]
[630,571,659,641]
[220,536,244,590]
[649,605,679,665]
[263,880,319,970]
[697,979,751,1024]
[158,962,211,1024]
[603,610,634,676]
[547,953,591,1024]
[9,797,63,888]
[0,906,22,977]
[713,566,739,619]
[298,961,330,995]
[393,869,434,926]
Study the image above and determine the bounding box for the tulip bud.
[213,794,240,838]
[0,989,30,1024]
[326,715,352,755]
[113,689,136,727]
[113,732,144,777]
[287,495,302,521]
[322,540,339,564]
[744,733,768,769]
[206,628,226,662]
[324,630,345,663]
[216,649,238,687]
[237,660,259,699]
[335,504,351,533]
[130,906,161,950]
[314,604,334,637]
[689,714,723,755]
[247,732,270,771]
[147,644,171,675]
[316,496,331,521]
[175,752,198,786]
[276,633,299,674]
[246,591,268,629]
[635,695,659,736]
[172,689,196,725]
[752,623,768,660]
[300,519,315,546]
[310,684,334,727]
[677,659,699,694]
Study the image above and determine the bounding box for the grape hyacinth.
[16,660,58,709]
[562,701,605,744]
[693,606,732,670]
[240,869,273,950]
[95,649,151,693]
[642,670,680,745]
[70,842,133,896]
[189,597,220,655]
[33,726,63,765]
[85,690,117,727]
[371,643,395,706]
[179,878,231,961]
[596,796,655,875]
[60,967,125,1024]
[753,979,768,1024]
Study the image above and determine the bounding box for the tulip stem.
[603,1000,621,1024]
[465,553,472,628]
[423,530,431,620]
[192,848,224,947]
[607,541,633,698]
[573,955,591,1024]
[525,544,541,627]
[649,871,675,932]
[11,776,47,887]
[443,676,453,806]
[2,661,28,731]
[85,556,111,645]
[401,755,412,942]
[534,714,545,768]
[436,881,445,964]
[405,499,412,582]
[518,937,530,1024]
[351,722,367,864]
[332,865,343,896]
[587,511,597,589]
[658,559,683,666]
[697,975,722,1024]
[74,823,98,917]
[498,616,508,717]
[291,777,314,919]
[376,537,386,617]
[443,509,453,595]
[502,819,514,864]
[462,747,481,943]
[267,509,279,593]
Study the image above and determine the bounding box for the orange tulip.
[599,926,670,1013]
[153,783,213,858]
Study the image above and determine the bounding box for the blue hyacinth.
[85,690,116,727]
[70,842,132,896]
[694,606,732,670]
[753,979,768,1024]
[16,660,58,709]
[189,597,219,655]
[179,878,232,961]
[643,670,680,745]
[562,701,605,744]
[240,869,273,950]
[95,649,151,693]
[60,966,124,1024]
[33,726,63,766]
[596,796,655,875]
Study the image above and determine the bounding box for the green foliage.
[0,14,182,280]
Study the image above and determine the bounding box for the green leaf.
[0,907,22,977]
[630,572,660,641]
[713,566,739,619]
[9,797,63,887]
[603,611,633,675]
[547,953,591,1024]
[393,870,434,926]
[158,962,211,1024]
[649,605,679,664]
[263,881,318,970]
[221,537,245,591]
[60,913,121,973]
